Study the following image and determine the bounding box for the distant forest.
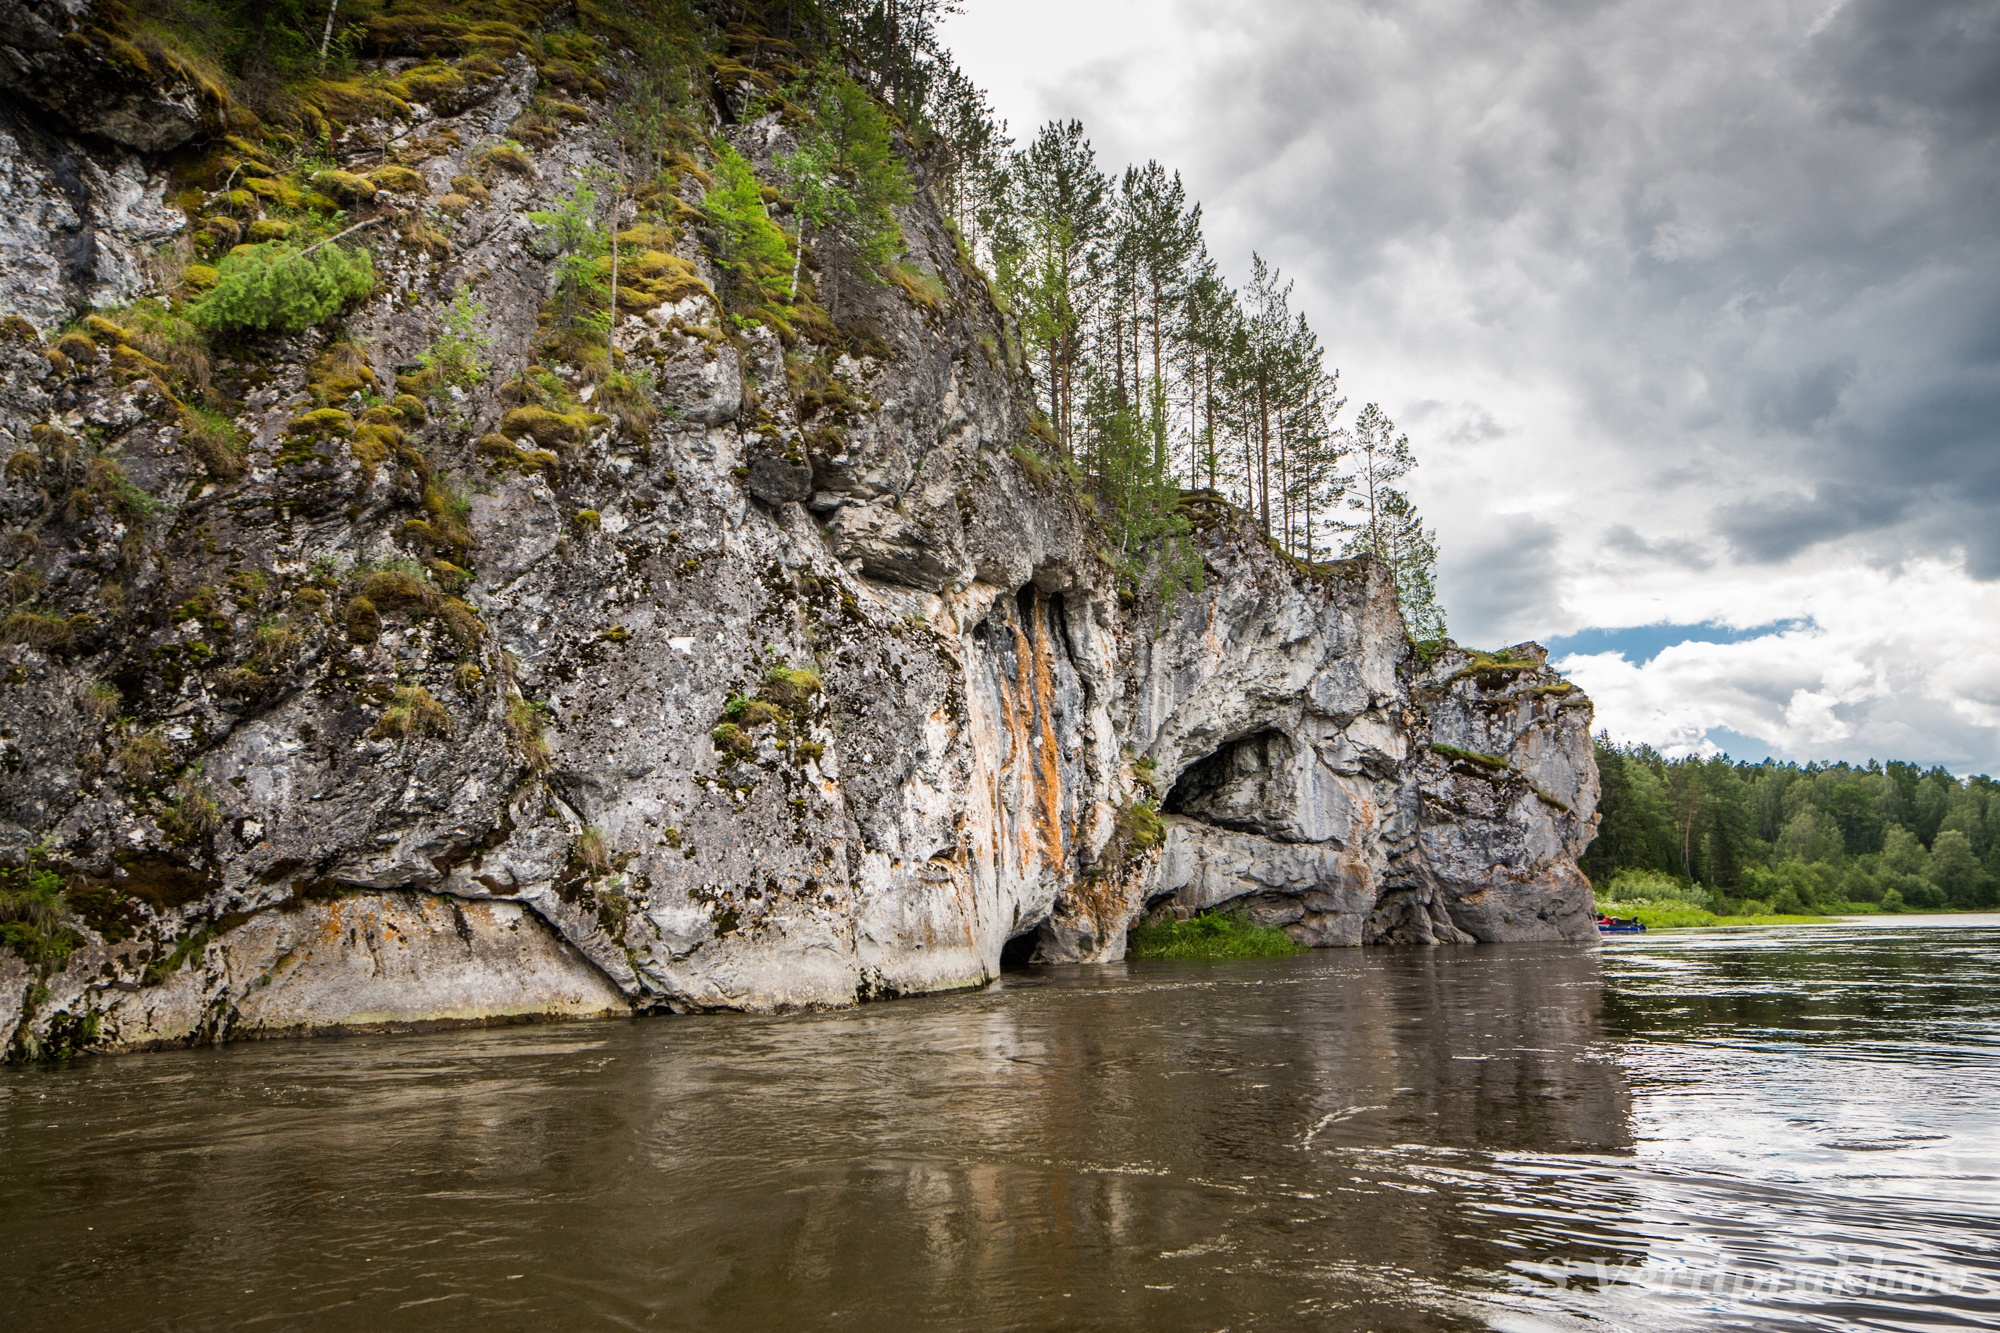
[1583,743,2000,913]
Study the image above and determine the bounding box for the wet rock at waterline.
[0,9,1597,1060]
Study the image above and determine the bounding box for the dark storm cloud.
[1815,0,2000,148]
[1437,516,1564,646]
[1602,524,1713,571]
[1711,483,1912,564]
[1171,0,2000,575]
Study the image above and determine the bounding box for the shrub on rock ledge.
[190,243,375,335]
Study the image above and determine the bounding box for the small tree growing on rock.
[778,62,912,308]
[530,179,612,349]
[703,146,793,315]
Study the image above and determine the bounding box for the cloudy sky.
[940,0,2000,774]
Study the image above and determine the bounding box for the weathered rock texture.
[0,2,1597,1060]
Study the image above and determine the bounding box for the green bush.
[0,867,79,969]
[1596,867,1716,914]
[1740,858,1843,911]
[1117,800,1166,855]
[528,181,610,342]
[190,242,375,335]
[1593,900,1839,929]
[1603,902,1722,929]
[1605,867,1679,897]
[417,288,491,397]
[1127,907,1305,960]
[1903,881,1948,910]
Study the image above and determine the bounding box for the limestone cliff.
[0,0,1597,1060]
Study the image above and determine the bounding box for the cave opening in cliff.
[1014,583,1075,648]
[1164,730,1287,819]
[999,929,1041,970]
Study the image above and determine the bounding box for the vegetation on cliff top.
[35,0,1447,629]
[969,114,1445,632]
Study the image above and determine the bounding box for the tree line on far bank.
[1585,742,2000,915]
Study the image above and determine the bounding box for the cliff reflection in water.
[0,944,1633,1330]
[679,945,1637,1331]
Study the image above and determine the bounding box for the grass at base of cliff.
[1127,908,1306,960]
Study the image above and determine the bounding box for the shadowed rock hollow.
[0,0,1598,1059]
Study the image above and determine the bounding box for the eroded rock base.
[8,894,629,1059]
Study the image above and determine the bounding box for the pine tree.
[1372,488,1445,638]
[990,120,1110,456]
[702,146,793,310]
[1180,260,1238,492]
[927,61,1010,251]
[1281,365,1349,564]
[828,0,967,122]
[779,62,913,308]
[1114,162,1203,473]
[530,178,615,346]
[1235,255,1299,538]
[1344,404,1444,638]
[1347,403,1413,555]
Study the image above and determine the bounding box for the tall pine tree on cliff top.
[990,120,1111,457]
[1344,403,1445,639]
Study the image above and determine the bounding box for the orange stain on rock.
[1027,594,1066,863]
[994,590,1067,872]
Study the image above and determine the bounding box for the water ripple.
[0,921,1995,1330]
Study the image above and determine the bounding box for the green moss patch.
[1430,742,1510,772]
[497,404,606,450]
[1449,649,1546,689]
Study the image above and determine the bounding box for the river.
[2,916,1996,1330]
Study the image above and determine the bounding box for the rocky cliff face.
[0,0,1598,1060]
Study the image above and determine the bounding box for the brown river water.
[2,916,1997,1331]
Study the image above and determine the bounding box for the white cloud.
[1558,560,2000,771]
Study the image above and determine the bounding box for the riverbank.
[1598,902,1996,930]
